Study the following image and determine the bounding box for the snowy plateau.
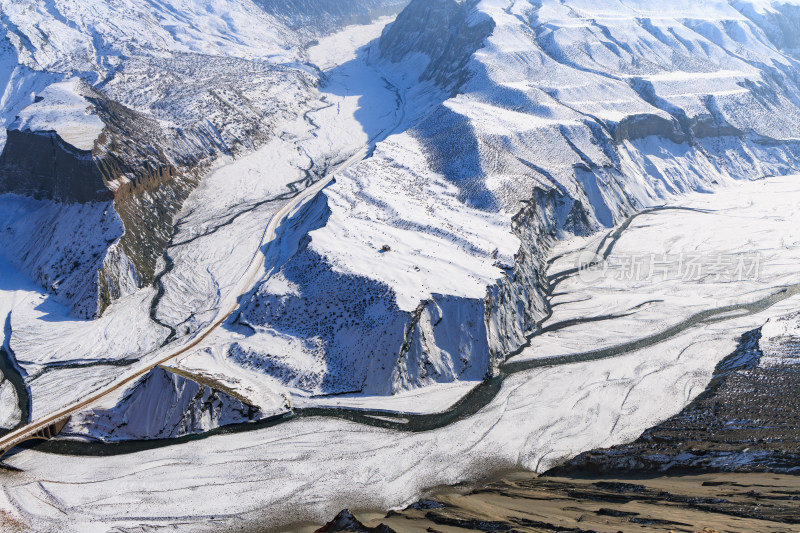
[1,0,800,530]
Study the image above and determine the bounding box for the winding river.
[22,197,800,457]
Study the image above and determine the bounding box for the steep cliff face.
[373,0,800,371]
[0,80,121,316]
[0,79,108,203]
[0,79,198,317]
[732,1,800,59]
[0,35,319,318]
[394,295,492,389]
[0,130,108,203]
[0,0,322,318]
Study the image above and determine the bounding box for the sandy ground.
[309,471,800,533]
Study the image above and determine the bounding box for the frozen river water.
[3,174,800,531]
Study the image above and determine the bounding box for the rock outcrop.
[0,79,200,317]
[65,366,262,441]
[0,129,108,203]
[0,0,323,318]
[315,510,395,533]
[0,55,317,318]
[379,0,494,90]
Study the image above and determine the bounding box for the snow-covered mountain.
[4,0,800,530]
[256,0,408,35]
[0,0,405,318]
[212,0,800,403]
[3,0,800,449]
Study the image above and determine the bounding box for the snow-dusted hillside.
[3,0,800,530]
[64,366,263,442]
[0,0,300,149]
[0,0,404,319]
[256,0,408,35]
[215,0,800,404]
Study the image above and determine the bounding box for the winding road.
[0,64,409,458]
[0,173,334,457]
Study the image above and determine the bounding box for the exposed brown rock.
[315,509,395,533]
[317,472,800,533]
[0,129,110,203]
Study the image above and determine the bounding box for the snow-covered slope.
[256,0,409,36]
[560,309,800,474]
[11,79,104,152]
[3,0,800,453]
[221,0,800,403]
[64,367,263,442]
[0,0,403,318]
[0,0,301,151]
[732,0,800,59]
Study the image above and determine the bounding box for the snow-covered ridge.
[64,367,263,442]
[0,0,297,75]
[379,0,495,89]
[731,1,800,59]
[0,0,405,317]
[224,0,800,403]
